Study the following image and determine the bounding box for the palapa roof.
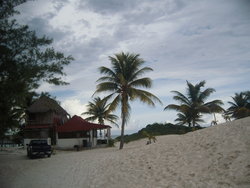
[27,96,68,115]
[57,115,111,132]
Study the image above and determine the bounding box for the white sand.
[0,117,250,188]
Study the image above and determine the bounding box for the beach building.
[24,96,70,146]
[57,115,111,149]
[24,96,111,149]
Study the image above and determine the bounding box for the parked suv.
[27,139,52,158]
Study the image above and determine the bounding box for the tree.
[226,91,250,119]
[0,0,73,138]
[95,52,162,149]
[175,110,204,127]
[164,81,224,127]
[82,97,119,126]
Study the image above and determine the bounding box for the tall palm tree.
[227,92,250,119]
[82,97,118,126]
[94,52,162,149]
[164,80,223,127]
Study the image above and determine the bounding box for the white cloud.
[61,99,87,118]
[16,0,250,134]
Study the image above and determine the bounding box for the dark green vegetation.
[82,97,118,126]
[226,91,250,119]
[94,52,162,149]
[0,0,73,138]
[107,139,115,147]
[115,122,203,143]
[164,81,224,127]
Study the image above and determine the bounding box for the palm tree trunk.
[213,113,217,122]
[119,117,125,149]
[192,119,195,127]
[119,93,128,150]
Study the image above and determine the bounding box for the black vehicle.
[27,139,52,158]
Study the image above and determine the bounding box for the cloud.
[15,0,250,133]
[61,99,87,118]
[81,0,139,15]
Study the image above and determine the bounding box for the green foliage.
[0,1,73,138]
[82,97,118,126]
[95,52,161,149]
[116,122,203,143]
[107,139,115,147]
[164,81,224,127]
[141,130,156,144]
[226,91,250,119]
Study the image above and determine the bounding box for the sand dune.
[0,117,250,188]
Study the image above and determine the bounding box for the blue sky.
[16,0,250,135]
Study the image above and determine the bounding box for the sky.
[15,0,250,135]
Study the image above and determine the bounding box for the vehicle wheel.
[48,154,51,158]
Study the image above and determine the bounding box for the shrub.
[108,139,115,147]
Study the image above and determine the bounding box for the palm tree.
[227,92,250,119]
[222,113,231,122]
[175,110,204,127]
[82,97,118,126]
[94,52,162,149]
[164,80,223,127]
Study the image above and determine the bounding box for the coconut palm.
[164,80,224,127]
[227,92,250,119]
[82,97,118,126]
[94,52,162,149]
[175,110,204,127]
[222,113,231,122]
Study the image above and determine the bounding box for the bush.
[107,139,115,147]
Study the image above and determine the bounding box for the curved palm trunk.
[119,116,126,149]
[119,93,128,150]
[213,113,217,122]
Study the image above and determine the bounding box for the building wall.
[57,137,97,149]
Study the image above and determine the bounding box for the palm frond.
[82,97,119,126]
[198,88,215,102]
[130,88,162,106]
[95,82,118,93]
[130,67,153,81]
[129,77,152,88]
[107,94,121,112]
[171,91,190,105]
[164,104,181,111]
[98,66,117,79]
[96,76,116,83]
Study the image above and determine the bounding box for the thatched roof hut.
[27,96,69,116]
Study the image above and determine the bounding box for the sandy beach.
[0,117,250,188]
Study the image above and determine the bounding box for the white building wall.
[57,138,87,149]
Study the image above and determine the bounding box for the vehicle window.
[30,140,47,145]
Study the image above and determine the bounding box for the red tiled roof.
[57,115,111,132]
